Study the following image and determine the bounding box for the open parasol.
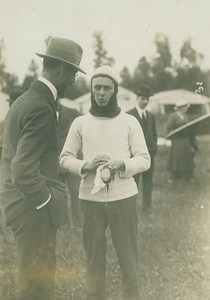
[166,113,210,139]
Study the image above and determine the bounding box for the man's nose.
[99,88,105,94]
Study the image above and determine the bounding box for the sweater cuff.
[119,158,150,178]
[36,193,51,209]
[79,161,89,177]
[119,160,129,178]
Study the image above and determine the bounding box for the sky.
[1,0,210,82]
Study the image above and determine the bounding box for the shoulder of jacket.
[127,108,136,114]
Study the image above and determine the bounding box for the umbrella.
[166,113,210,139]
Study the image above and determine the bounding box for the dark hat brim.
[36,53,86,74]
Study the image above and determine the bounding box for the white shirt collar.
[176,111,185,121]
[136,105,147,118]
[38,77,57,101]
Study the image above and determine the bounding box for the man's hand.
[108,160,125,172]
[82,154,111,173]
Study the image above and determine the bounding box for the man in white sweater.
[60,65,150,300]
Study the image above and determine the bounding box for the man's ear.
[59,64,64,74]
[57,64,64,75]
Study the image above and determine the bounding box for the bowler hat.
[36,37,86,74]
[135,86,153,97]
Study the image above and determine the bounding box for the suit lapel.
[134,108,146,132]
[57,104,67,126]
[133,108,143,126]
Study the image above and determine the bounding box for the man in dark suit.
[0,37,85,300]
[57,101,82,227]
[127,86,157,212]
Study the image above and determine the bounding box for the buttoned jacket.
[0,80,66,227]
[127,107,158,154]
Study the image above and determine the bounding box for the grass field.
[0,135,210,300]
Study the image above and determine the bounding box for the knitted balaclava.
[89,65,121,118]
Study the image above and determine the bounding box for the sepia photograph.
[0,0,210,299]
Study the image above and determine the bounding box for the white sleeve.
[120,118,151,178]
[60,119,87,176]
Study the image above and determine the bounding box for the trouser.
[10,204,57,300]
[58,173,82,227]
[65,173,82,227]
[170,170,194,180]
[81,196,139,300]
[134,153,155,210]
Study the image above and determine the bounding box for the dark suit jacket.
[127,108,158,154]
[0,80,66,228]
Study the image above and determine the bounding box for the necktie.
[56,98,60,121]
[142,111,147,126]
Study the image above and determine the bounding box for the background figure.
[57,100,82,227]
[0,87,25,156]
[7,87,26,107]
[166,100,198,183]
[60,65,150,300]
[0,87,25,237]
[0,37,85,300]
[127,86,158,212]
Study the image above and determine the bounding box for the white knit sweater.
[60,112,150,202]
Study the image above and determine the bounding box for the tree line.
[0,32,210,99]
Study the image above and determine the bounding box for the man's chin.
[97,102,107,107]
